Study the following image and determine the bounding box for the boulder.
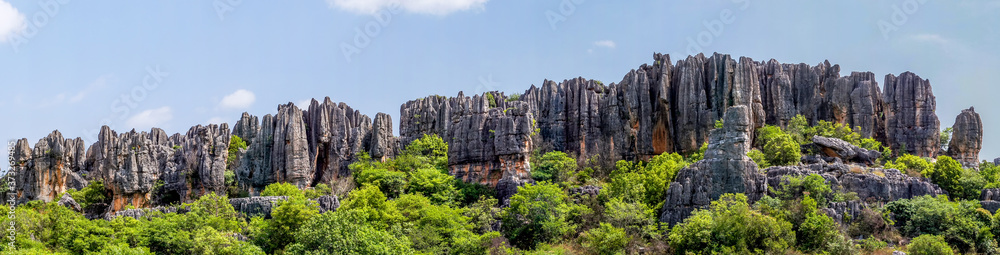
[947,107,983,168]
[659,106,767,226]
[766,163,942,202]
[810,136,881,165]
[57,193,82,212]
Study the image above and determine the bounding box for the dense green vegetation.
[6,121,1000,254]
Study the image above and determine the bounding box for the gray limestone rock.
[659,106,767,226]
[810,136,881,165]
[317,195,340,213]
[58,193,82,212]
[948,107,983,168]
[884,72,940,158]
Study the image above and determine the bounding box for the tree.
[260,182,305,200]
[747,149,770,169]
[886,195,993,253]
[763,132,800,166]
[531,151,577,184]
[227,135,248,169]
[402,134,449,171]
[604,197,659,240]
[940,127,954,152]
[407,167,459,205]
[668,193,795,254]
[908,234,954,255]
[582,223,629,255]
[303,183,332,199]
[501,182,581,249]
[798,212,853,254]
[926,156,964,199]
[885,154,934,177]
[340,185,404,230]
[286,210,414,255]
[251,196,319,253]
[773,174,833,206]
[393,194,473,253]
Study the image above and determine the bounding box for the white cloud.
[219,89,256,109]
[70,75,111,103]
[207,117,227,125]
[297,99,313,108]
[327,0,488,16]
[0,0,25,43]
[594,40,617,49]
[126,107,173,130]
[911,34,950,45]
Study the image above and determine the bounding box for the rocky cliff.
[659,106,767,226]
[12,52,982,216]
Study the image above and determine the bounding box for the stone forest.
[5,53,994,254]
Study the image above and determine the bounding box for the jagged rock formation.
[58,193,82,212]
[317,195,340,213]
[981,188,1000,213]
[884,72,940,158]
[765,164,941,202]
[13,125,230,213]
[11,131,88,204]
[229,196,287,219]
[808,136,882,165]
[948,107,982,168]
[237,98,396,194]
[659,106,767,226]
[821,200,865,224]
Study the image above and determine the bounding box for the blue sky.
[1,0,998,165]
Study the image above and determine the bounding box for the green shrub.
[582,223,629,255]
[501,182,582,250]
[925,156,966,199]
[885,154,934,177]
[773,173,832,206]
[798,212,855,254]
[747,149,770,169]
[259,182,304,200]
[407,167,459,205]
[285,210,413,255]
[886,195,992,253]
[227,135,247,169]
[669,193,794,254]
[531,151,578,184]
[908,234,954,255]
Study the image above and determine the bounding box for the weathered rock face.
[809,136,882,165]
[58,193,82,212]
[229,196,287,219]
[15,125,230,213]
[980,188,1000,213]
[948,107,982,168]
[884,72,940,158]
[765,163,941,202]
[316,195,340,213]
[11,131,88,204]
[659,106,767,226]
[238,99,396,194]
[448,96,534,187]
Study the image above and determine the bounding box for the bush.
[773,173,833,206]
[393,193,474,253]
[908,234,954,255]
[582,223,629,255]
[68,181,108,208]
[501,182,582,250]
[604,198,659,240]
[886,195,992,253]
[227,135,247,169]
[747,149,770,169]
[757,125,800,166]
[407,167,459,205]
[354,167,408,199]
[303,183,332,199]
[402,134,449,171]
[455,180,496,206]
[260,182,304,200]
[531,151,578,184]
[669,193,795,254]
[925,156,965,199]
[285,210,413,255]
[250,194,318,253]
[798,212,855,254]
[885,154,933,177]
